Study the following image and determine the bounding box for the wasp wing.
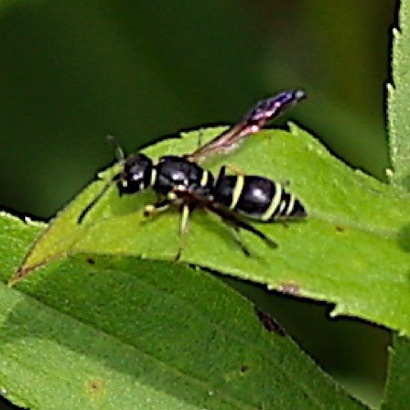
[188,89,306,163]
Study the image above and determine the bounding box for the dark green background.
[0,1,396,408]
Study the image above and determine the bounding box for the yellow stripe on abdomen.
[230,175,245,210]
[260,183,282,221]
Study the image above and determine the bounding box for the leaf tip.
[8,267,30,286]
[392,26,401,40]
[287,122,301,135]
[9,260,47,285]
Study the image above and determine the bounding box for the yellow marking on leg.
[144,204,155,216]
[150,168,157,187]
[143,201,171,217]
[200,170,209,187]
[167,191,178,201]
[176,204,191,260]
[180,204,190,236]
[261,183,282,221]
[230,175,245,210]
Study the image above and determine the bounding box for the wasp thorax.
[153,155,213,196]
[118,153,153,194]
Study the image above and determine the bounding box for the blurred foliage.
[0,1,397,408]
[0,0,394,218]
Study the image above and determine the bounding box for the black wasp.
[78,89,307,257]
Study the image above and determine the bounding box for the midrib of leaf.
[313,212,399,239]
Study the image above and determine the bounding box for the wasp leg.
[143,197,196,261]
[219,215,277,255]
[214,165,245,185]
[223,163,247,176]
[227,225,251,257]
[143,198,172,217]
[175,202,196,261]
[196,129,205,150]
[171,186,277,256]
[204,202,278,252]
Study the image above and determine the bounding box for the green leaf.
[387,0,410,188]
[0,211,45,275]
[381,335,410,410]
[11,126,410,336]
[0,213,366,409]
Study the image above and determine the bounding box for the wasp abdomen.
[214,175,306,221]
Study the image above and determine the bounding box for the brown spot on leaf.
[255,307,286,336]
[86,378,105,399]
[86,257,96,265]
[278,282,300,296]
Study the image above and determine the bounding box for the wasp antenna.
[106,135,125,161]
[77,179,116,224]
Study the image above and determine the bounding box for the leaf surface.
[12,126,410,336]
[0,213,366,409]
[381,335,410,410]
